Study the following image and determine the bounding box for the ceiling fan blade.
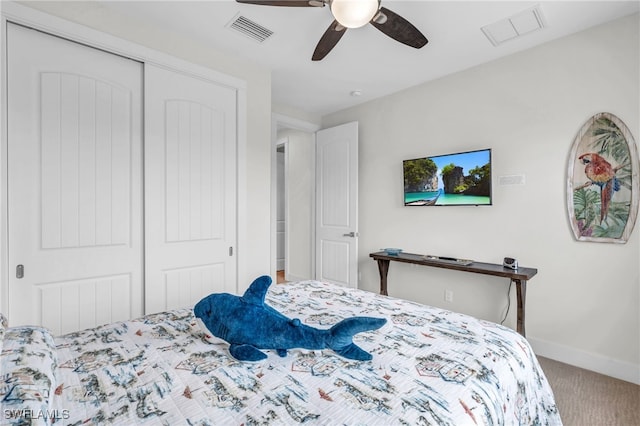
[236,0,322,6]
[312,20,347,61]
[370,7,428,49]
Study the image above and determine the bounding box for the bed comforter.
[1,280,561,425]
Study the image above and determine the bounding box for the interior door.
[7,23,144,335]
[144,64,237,314]
[315,122,359,288]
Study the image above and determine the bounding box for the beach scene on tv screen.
[403,149,491,206]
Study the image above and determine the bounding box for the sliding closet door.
[144,64,237,313]
[6,24,144,334]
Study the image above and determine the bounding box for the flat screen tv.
[403,148,492,206]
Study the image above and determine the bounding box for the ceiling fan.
[236,0,428,61]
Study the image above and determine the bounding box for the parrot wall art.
[576,152,621,223]
[567,113,639,243]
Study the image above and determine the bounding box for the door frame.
[270,113,320,280]
[276,137,288,276]
[0,2,248,314]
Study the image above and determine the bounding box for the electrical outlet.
[445,289,454,303]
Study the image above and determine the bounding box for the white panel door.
[145,64,237,313]
[7,23,143,335]
[315,122,358,288]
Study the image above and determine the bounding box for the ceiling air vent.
[227,14,274,43]
[481,5,547,46]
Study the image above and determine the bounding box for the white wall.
[15,1,274,292]
[273,103,322,129]
[322,14,639,383]
[277,129,314,281]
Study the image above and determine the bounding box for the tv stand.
[369,251,538,337]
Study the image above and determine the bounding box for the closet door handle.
[16,264,24,279]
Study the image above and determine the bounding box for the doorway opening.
[271,115,359,289]
[271,114,319,284]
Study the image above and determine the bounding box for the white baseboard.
[529,337,640,385]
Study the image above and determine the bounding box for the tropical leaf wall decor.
[567,112,639,243]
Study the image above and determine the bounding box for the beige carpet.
[537,356,640,426]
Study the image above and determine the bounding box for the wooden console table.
[369,251,538,337]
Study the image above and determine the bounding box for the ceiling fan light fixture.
[330,0,379,29]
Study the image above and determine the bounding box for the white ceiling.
[98,0,639,116]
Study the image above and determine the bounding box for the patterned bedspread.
[1,280,561,425]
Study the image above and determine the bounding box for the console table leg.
[377,259,390,296]
[515,279,527,337]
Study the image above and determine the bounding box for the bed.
[1,279,561,425]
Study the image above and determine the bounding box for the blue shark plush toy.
[194,275,386,362]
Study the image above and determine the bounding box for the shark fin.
[334,343,372,361]
[229,344,268,361]
[240,275,272,306]
[329,317,386,361]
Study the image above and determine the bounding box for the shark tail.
[329,317,386,361]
